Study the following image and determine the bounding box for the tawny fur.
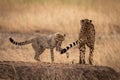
[9,33,66,63]
[61,19,95,65]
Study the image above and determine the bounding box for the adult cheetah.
[60,19,95,65]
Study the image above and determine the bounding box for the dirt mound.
[0,61,119,80]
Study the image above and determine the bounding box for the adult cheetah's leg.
[89,47,94,65]
[50,48,54,63]
[79,45,86,64]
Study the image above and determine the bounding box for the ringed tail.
[61,40,79,54]
[9,37,34,46]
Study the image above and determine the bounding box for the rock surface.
[0,61,119,80]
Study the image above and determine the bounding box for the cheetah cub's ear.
[90,20,92,23]
[63,34,66,37]
[55,32,60,35]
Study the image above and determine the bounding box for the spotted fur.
[9,33,66,63]
[61,19,95,65]
[61,40,79,54]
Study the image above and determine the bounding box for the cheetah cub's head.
[80,19,92,25]
[54,32,66,42]
[54,32,66,52]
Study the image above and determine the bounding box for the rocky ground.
[0,61,120,80]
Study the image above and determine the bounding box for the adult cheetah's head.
[80,19,92,26]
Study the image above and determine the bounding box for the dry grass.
[0,0,120,72]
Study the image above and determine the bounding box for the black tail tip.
[9,37,14,42]
[60,49,67,54]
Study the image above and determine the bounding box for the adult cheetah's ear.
[90,20,92,23]
[63,34,66,37]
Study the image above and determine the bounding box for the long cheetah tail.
[60,40,78,54]
[9,37,33,46]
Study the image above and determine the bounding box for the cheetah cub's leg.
[34,47,45,61]
[50,48,54,63]
[79,45,86,64]
[89,47,94,65]
[32,43,45,61]
[34,48,45,61]
[34,51,40,61]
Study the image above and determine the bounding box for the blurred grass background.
[0,0,120,72]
